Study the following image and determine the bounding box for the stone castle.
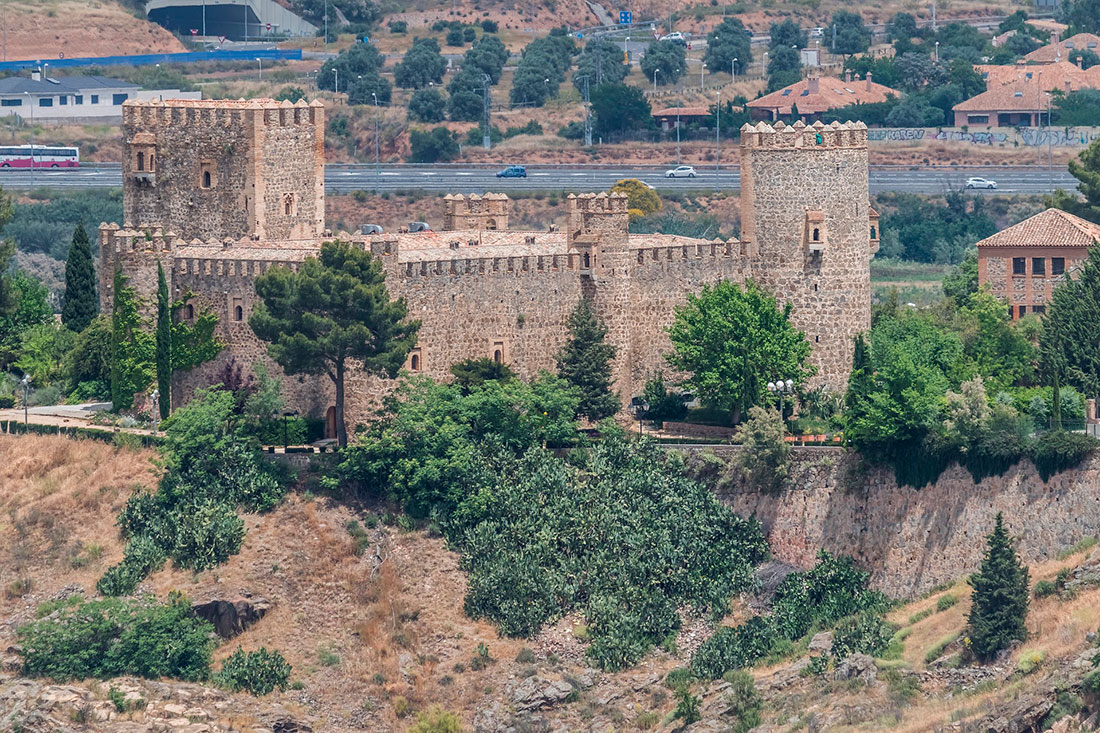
[99,98,877,437]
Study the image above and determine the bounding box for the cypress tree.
[556,297,619,422]
[155,262,171,419]
[110,270,153,411]
[967,513,1030,662]
[61,222,98,332]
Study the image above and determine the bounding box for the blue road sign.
[619,10,632,24]
[576,32,584,39]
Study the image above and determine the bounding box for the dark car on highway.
[496,165,527,178]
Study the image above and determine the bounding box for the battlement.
[122,98,325,128]
[568,191,629,213]
[99,222,177,255]
[567,192,629,247]
[632,239,745,265]
[739,119,868,149]
[442,193,510,231]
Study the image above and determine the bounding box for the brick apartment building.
[976,208,1100,319]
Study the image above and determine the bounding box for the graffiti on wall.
[868,127,1100,147]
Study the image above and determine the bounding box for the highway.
[0,164,1077,195]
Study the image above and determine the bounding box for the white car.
[810,27,826,38]
[665,165,697,178]
[966,176,997,189]
[659,32,687,43]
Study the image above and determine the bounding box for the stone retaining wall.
[691,447,1100,599]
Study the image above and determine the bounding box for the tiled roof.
[975,208,1100,248]
[0,74,137,95]
[123,97,324,109]
[957,61,1100,112]
[746,76,897,116]
[651,106,711,117]
[1024,32,1100,63]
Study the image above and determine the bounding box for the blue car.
[496,165,527,178]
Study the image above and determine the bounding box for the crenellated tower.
[121,98,326,243]
[739,119,875,393]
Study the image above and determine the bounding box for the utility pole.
[676,107,681,164]
[372,92,380,193]
[581,75,593,146]
[715,90,720,178]
[732,57,737,83]
[482,73,492,150]
[243,4,247,41]
[931,2,937,32]
[831,23,836,52]
[202,0,206,40]
[324,0,328,49]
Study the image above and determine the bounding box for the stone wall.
[700,447,1100,599]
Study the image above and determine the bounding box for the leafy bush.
[446,437,767,671]
[831,613,897,659]
[936,594,958,612]
[389,20,407,32]
[924,632,959,663]
[98,388,285,594]
[481,19,498,33]
[215,646,292,695]
[641,372,687,424]
[735,406,790,490]
[692,551,887,678]
[1032,430,1099,482]
[1032,579,1056,600]
[673,688,701,724]
[17,593,214,682]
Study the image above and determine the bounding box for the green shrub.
[690,616,777,678]
[831,613,897,659]
[215,646,292,695]
[936,594,958,612]
[389,20,407,32]
[1083,668,1100,693]
[1034,579,1058,598]
[924,632,960,663]
[723,670,762,733]
[17,593,214,682]
[1032,430,1099,481]
[664,667,693,690]
[409,706,464,733]
[515,648,536,664]
[673,687,701,724]
[907,608,933,625]
[1016,649,1044,675]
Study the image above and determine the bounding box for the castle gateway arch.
[145,0,317,41]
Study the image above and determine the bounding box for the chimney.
[807,76,819,94]
[31,67,41,82]
[845,69,852,83]
[1067,79,1074,93]
[866,72,873,90]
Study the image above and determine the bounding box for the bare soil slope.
[0,0,187,61]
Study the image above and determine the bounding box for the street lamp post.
[700,61,706,88]
[732,57,737,84]
[676,106,681,164]
[630,399,650,435]
[762,50,767,77]
[21,375,30,425]
[767,378,795,422]
[256,57,262,81]
[23,91,32,189]
[715,90,720,178]
[151,389,159,434]
[653,68,658,91]
[934,41,939,62]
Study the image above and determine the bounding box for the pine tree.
[556,298,619,422]
[155,262,171,419]
[61,222,98,332]
[967,513,1030,662]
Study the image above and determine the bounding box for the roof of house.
[975,208,1100,249]
[745,75,897,116]
[957,61,1100,113]
[1024,32,1100,63]
[0,75,138,96]
[651,106,711,117]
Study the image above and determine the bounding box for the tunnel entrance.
[148,4,268,41]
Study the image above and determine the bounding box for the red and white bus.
[0,145,80,168]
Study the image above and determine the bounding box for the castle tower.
[121,98,326,242]
[442,193,510,231]
[739,120,874,393]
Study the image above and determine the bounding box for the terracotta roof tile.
[746,76,898,116]
[1024,33,1100,63]
[976,208,1100,248]
[957,61,1100,112]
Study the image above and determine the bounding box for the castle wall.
[700,447,1100,599]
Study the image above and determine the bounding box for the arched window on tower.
[203,170,211,188]
[812,228,820,242]
[493,349,503,364]
[411,354,420,371]
[136,151,144,171]
[234,304,243,322]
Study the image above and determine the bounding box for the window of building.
[1033,305,1046,315]
[1053,257,1065,275]
[1032,257,1045,275]
[968,114,989,124]
[1012,257,1026,275]
[410,353,420,371]
[0,99,20,107]
[91,94,99,104]
[74,95,83,105]
[112,93,128,105]
[38,97,53,107]
[234,304,243,322]
[870,226,877,239]
[812,227,820,242]
[59,95,67,106]
[283,192,295,216]
[1018,305,1027,317]
[184,304,194,319]
[493,349,503,364]
[137,151,145,171]
[203,171,211,188]
[199,161,216,189]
